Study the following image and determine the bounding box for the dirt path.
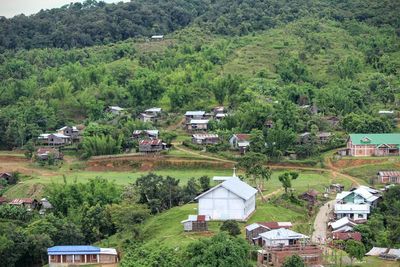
[311,199,335,244]
[173,144,236,164]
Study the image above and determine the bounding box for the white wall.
[198,187,246,220]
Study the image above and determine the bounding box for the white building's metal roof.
[145,107,162,113]
[259,228,309,240]
[334,204,370,213]
[195,177,257,201]
[185,111,205,116]
[99,248,117,255]
[329,217,356,230]
[189,119,209,124]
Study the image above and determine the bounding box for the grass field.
[343,162,400,184]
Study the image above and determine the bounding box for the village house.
[132,130,159,139]
[245,222,292,245]
[107,106,125,115]
[329,217,359,233]
[139,107,162,123]
[57,126,80,140]
[334,203,370,221]
[185,111,206,122]
[215,113,227,121]
[299,132,332,144]
[229,134,251,154]
[38,133,72,146]
[256,228,322,267]
[336,186,380,207]
[36,147,63,160]
[138,139,164,153]
[329,183,345,193]
[39,198,53,215]
[299,189,319,206]
[213,106,225,114]
[192,134,219,145]
[195,173,257,221]
[377,171,400,184]
[181,215,210,232]
[47,246,118,266]
[151,35,164,41]
[347,133,400,157]
[324,115,340,128]
[9,198,38,210]
[186,119,209,131]
[264,120,274,129]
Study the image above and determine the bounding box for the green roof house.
[347,133,400,157]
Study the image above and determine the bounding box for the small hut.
[181,215,210,232]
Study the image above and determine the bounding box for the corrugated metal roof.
[329,217,356,230]
[48,246,100,255]
[259,228,309,240]
[349,133,400,145]
[195,177,257,201]
[378,171,400,177]
[189,119,209,124]
[145,107,162,112]
[334,204,370,213]
[387,249,400,258]
[192,134,219,139]
[233,134,251,141]
[185,111,205,116]
[366,247,388,256]
[100,248,118,255]
[139,139,162,145]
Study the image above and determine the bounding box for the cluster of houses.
[185,107,227,132]
[180,169,322,267]
[328,185,382,244]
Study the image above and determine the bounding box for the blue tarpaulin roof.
[48,246,100,255]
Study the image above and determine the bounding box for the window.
[358,214,364,218]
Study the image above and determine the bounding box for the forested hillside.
[0,0,399,51]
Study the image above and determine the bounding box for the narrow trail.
[172,143,236,164]
[311,199,335,244]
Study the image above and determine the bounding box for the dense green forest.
[0,0,399,51]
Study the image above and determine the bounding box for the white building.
[195,176,257,221]
[329,217,358,233]
[334,203,370,221]
[336,186,380,207]
[259,228,309,247]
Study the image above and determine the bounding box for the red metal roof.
[9,198,34,205]
[235,134,251,141]
[259,222,292,229]
[333,232,362,242]
[139,139,162,145]
[197,215,206,222]
[0,197,7,203]
[378,171,400,177]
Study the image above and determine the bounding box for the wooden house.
[57,126,80,141]
[36,147,63,160]
[229,134,251,154]
[195,176,257,221]
[38,133,71,146]
[330,183,345,193]
[181,215,210,232]
[9,198,38,210]
[377,171,400,184]
[299,189,319,205]
[139,107,162,123]
[47,246,118,266]
[0,172,13,184]
[332,232,362,242]
[192,134,219,145]
[138,139,164,153]
[347,133,400,157]
[186,119,209,131]
[184,111,206,122]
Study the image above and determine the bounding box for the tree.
[185,233,252,267]
[238,153,271,201]
[282,254,305,267]
[120,244,181,267]
[249,129,266,153]
[278,171,299,194]
[198,176,210,192]
[220,220,241,236]
[344,240,366,266]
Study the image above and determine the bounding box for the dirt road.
[311,199,335,244]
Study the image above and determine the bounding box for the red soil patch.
[332,158,389,169]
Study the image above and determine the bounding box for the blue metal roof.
[48,246,100,255]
